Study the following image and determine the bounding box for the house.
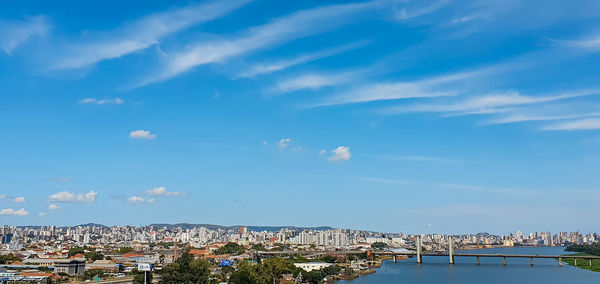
[86,260,123,273]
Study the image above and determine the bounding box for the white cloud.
[48,190,97,203]
[127,196,145,204]
[145,186,183,196]
[319,149,327,155]
[383,90,600,115]
[0,194,6,200]
[148,198,155,203]
[0,16,48,54]
[271,72,359,94]
[394,0,450,21]
[0,208,29,216]
[278,138,292,149]
[12,197,26,203]
[238,40,370,78]
[560,34,600,51]
[542,118,600,131]
[328,146,351,162]
[484,112,600,125]
[49,0,250,70]
[140,1,377,86]
[38,212,47,216]
[129,130,156,140]
[48,204,61,210]
[314,81,454,107]
[78,98,124,105]
[307,69,485,108]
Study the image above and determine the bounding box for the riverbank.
[563,253,600,272]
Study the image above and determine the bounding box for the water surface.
[349,247,600,283]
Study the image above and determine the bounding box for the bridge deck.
[375,252,600,259]
[255,250,600,259]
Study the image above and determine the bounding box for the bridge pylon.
[449,236,454,264]
[416,235,422,263]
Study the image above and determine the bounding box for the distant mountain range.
[17,223,335,232]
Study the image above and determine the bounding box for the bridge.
[377,236,600,266]
[253,236,600,267]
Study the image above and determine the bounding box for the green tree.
[0,253,20,264]
[251,243,266,251]
[160,250,211,284]
[68,247,86,257]
[565,243,600,256]
[371,242,388,250]
[85,251,104,261]
[320,255,338,263]
[229,262,269,284]
[214,242,245,255]
[83,269,104,280]
[118,247,134,254]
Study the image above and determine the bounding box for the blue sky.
[1,0,600,234]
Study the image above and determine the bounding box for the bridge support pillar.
[590,259,592,266]
[530,257,534,266]
[449,236,454,264]
[503,256,506,266]
[416,236,422,264]
[558,257,562,266]
[575,258,577,266]
[393,255,397,263]
[476,256,480,265]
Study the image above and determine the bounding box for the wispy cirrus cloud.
[312,81,454,107]
[78,98,124,105]
[138,1,378,86]
[484,111,600,125]
[381,89,600,115]
[271,71,362,95]
[49,0,251,70]
[542,118,600,131]
[237,40,371,78]
[305,68,492,108]
[394,0,451,21]
[555,33,600,51]
[0,16,48,55]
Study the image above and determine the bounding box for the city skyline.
[1,0,600,233]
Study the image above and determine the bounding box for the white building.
[294,262,334,272]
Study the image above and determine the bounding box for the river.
[347,247,600,283]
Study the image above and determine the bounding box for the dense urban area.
[0,224,598,283]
